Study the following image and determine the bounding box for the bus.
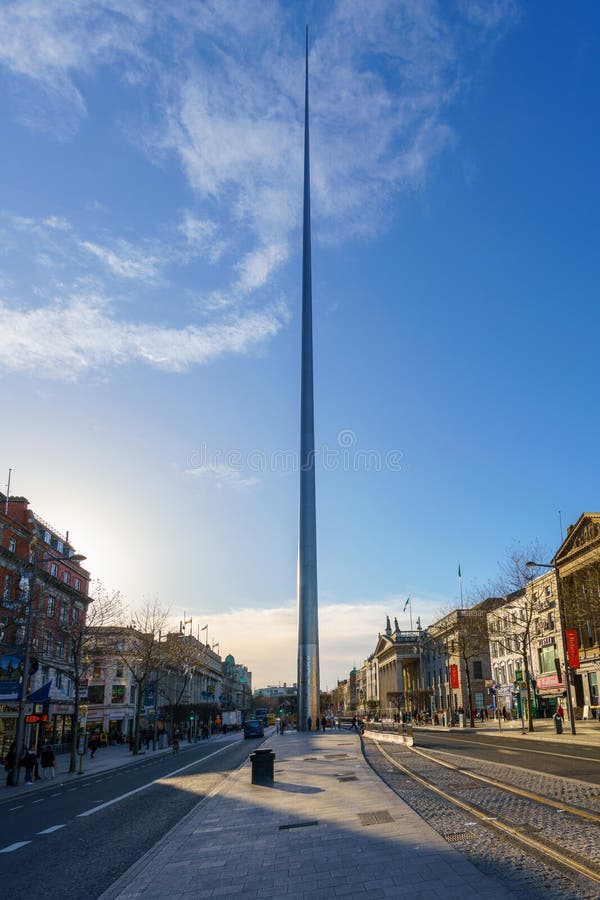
[254,707,268,725]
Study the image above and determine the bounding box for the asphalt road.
[413,729,600,783]
[0,735,255,900]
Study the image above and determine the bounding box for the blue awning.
[28,681,52,703]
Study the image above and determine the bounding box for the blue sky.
[1,1,599,689]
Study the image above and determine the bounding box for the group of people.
[3,742,56,786]
[306,715,330,731]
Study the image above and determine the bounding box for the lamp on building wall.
[13,548,86,785]
[526,561,576,735]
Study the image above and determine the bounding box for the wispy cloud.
[0,293,284,380]
[185,463,259,491]
[0,2,517,379]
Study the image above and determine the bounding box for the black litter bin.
[554,714,563,734]
[250,748,275,784]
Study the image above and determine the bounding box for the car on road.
[243,719,264,739]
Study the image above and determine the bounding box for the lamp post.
[13,547,86,785]
[526,561,576,735]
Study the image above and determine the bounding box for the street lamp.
[13,548,86,785]
[526,561,576,735]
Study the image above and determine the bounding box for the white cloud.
[0,293,284,380]
[80,239,163,283]
[185,463,259,491]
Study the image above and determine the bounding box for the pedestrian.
[321,716,326,732]
[89,734,100,759]
[23,747,37,784]
[4,741,17,787]
[41,744,56,780]
[280,719,285,735]
[307,716,312,731]
[479,708,485,723]
[557,704,564,719]
[350,715,358,732]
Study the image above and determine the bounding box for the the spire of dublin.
[297,27,320,731]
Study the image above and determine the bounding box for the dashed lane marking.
[78,744,235,818]
[0,841,31,853]
[31,799,44,804]
[37,825,66,834]
[8,805,23,811]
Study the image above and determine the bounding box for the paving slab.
[100,731,516,900]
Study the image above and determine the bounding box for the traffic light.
[189,713,195,721]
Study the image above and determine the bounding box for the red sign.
[25,714,49,724]
[565,629,580,669]
[450,664,459,689]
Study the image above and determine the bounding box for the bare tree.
[113,599,170,754]
[478,542,550,733]
[55,580,122,771]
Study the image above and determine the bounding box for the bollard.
[554,714,563,734]
[250,748,275,785]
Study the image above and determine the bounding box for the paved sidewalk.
[101,730,515,900]
[2,736,224,799]
[414,717,600,746]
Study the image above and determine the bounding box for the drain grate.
[358,810,394,826]
[279,821,319,830]
[444,831,476,842]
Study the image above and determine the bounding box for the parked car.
[243,719,264,739]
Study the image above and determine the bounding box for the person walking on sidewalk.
[307,716,312,731]
[4,741,17,787]
[23,747,37,784]
[41,745,56,780]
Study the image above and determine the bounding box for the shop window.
[111,684,125,704]
[88,684,105,704]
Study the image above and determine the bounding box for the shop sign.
[536,674,562,690]
[538,636,555,648]
[565,629,581,669]
[515,669,523,682]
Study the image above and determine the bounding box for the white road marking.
[0,841,31,853]
[37,825,66,834]
[8,805,24,811]
[31,799,44,804]
[49,792,62,797]
[78,744,234,818]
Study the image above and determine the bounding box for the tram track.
[364,736,600,899]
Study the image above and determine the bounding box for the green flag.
[403,596,410,612]
[458,563,462,578]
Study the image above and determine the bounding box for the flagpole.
[458,564,463,609]
[410,597,413,631]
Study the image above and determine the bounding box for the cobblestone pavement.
[363,738,600,900]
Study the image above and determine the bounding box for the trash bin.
[250,748,275,785]
[458,713,465,728]
[554,714,563,735]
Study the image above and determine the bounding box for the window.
[43,630,52,655]
[63,571,70,585]
[56,540,63,553]
[55,671,63,689]
[115,665,124,678]
[50,563,58,577]
[47,596,55,617]
[93,666,102,678]
[539,645,556,674]
[473,660,483,679]
[8,537,16,552]
[88,684,105,704]
[111,684,125,704]
[59,605,68,626]
[44,530,51,544]
[74,578,81,591]
[56,639,64,659]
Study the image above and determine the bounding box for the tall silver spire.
[297,27,320,730]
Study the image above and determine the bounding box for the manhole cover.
[358,810,394,826]
[444,831,476,842]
